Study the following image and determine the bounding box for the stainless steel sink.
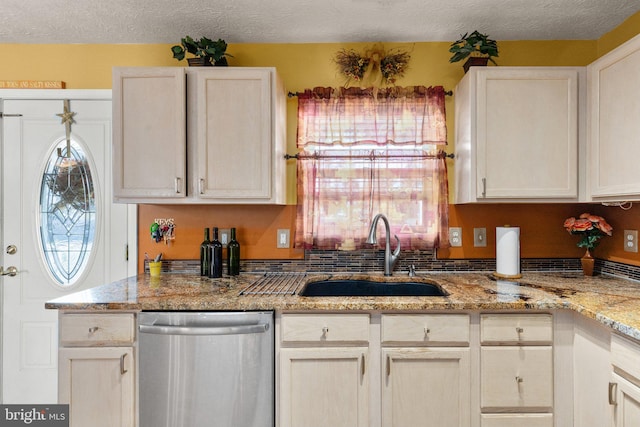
[299,279,447,297]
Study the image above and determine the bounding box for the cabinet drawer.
[612,334,640,381]
[481,414,553,427]
[281,314,369,343]
[60,313,135,346]
[481,314,552,344]
[381,314,469,345]
[481,346,553,411]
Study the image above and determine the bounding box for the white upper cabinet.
[112,66,286,204]
[112,67,187,199]
[454,67,584,203]
[588,33,640,202]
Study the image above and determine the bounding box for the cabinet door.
[481,346,553,411]
[279,347,369,427]
[588,34,640,201]
[611,373,640,427]
[476,68,579,199]
[382,348,470,427]
[112,67,186,200]
[191,68,274,201]
[59,347,135,427]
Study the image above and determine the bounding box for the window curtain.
[294,86,450,250]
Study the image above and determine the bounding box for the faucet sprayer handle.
[392,235,401,257]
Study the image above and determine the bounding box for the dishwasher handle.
[139,322,269,336]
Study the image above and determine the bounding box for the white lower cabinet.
[58,312,136,427]
[59,347,135,427]
[279,347,369,427]
[481,346,553,410]
[610,335,640,427]
[278,312,471,427]
[382,348,470,427]
[480,314,554,421]
[610,374,640,427]
[279,313,370,427]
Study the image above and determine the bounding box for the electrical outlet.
[624,230,638,253]
[219,229,230,247]
[474,227,487,247]
[449,227,462,247]
[277,229,290,248]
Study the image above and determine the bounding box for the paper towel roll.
[495,226,521,278]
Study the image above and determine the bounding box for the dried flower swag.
[334,45,411,86]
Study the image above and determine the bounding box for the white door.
[0,91,136,403]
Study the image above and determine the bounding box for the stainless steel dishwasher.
[138,311,274,427]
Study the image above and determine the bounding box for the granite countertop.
[45,271,640,341]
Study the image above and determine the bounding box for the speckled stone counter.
[45,271,640,341]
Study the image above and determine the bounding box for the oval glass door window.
[39,139,97,286]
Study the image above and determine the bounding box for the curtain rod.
[284,151,454,160]
[287,89,453,98]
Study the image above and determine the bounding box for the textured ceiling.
[1,0,639,44]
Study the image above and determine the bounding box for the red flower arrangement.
[563,213,613,251]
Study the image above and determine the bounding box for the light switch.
[277,229,290,248]
[474,227,487,247]
[219,229,230,247]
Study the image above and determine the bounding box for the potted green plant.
[449,31,499,73]
[171,36,232,66]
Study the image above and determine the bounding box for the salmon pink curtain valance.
[296,86,448,148]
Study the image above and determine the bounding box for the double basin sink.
[299,277,447,297]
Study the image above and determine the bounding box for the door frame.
[0,89,138,402]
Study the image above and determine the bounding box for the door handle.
[0,266,18,276]
[139,322,269,336]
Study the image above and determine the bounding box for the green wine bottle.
[227,228,240,276]
[200,227,210,276]
[208,227,223,278]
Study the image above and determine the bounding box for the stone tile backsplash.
[149,249,640,282]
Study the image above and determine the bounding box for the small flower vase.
[581,249,595,276]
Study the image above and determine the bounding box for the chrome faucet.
[366,213,401,276]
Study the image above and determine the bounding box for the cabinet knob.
[321,326,329,336]
[515,376,524,383]
[424,327,431,335]
[88,326,99,334]
[516,327,524,334]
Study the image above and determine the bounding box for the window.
[39,139,96,286]
[294,86,449,250]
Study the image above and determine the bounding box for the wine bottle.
[200,227,211,276]
[227,227,240,276]
[208,227,223,278]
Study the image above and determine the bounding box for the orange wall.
[138,205,303,272]
[441,204,640,267]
